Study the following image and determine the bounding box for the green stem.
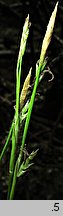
[7,172,13,199]
[7,59,22,199]
[7,125,16,198]
[9,125,16,171]
[0,120,14,161]
[9,163,17,200]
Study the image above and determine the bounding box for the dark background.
[0,0,63,200]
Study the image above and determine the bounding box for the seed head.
[39,2,58,68]
[20,67,32,109]
[19,14,31,59]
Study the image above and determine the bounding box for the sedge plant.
[0,2,58,199]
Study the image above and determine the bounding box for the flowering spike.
[18,14,31,59]
[20,67,32,109]
[39,2,58,68]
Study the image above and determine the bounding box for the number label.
[54,203,59,211]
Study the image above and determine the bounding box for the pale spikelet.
[20,67,32,109]
[39,2,58,68]
[19,14,31,59]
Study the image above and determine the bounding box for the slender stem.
[7,58,22,199]
[7,172,13,199]
[7,124,16,198]
[0,120,14,161]
[9,125,16,171]
[15,58,22,140]
[9,163,17,200]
